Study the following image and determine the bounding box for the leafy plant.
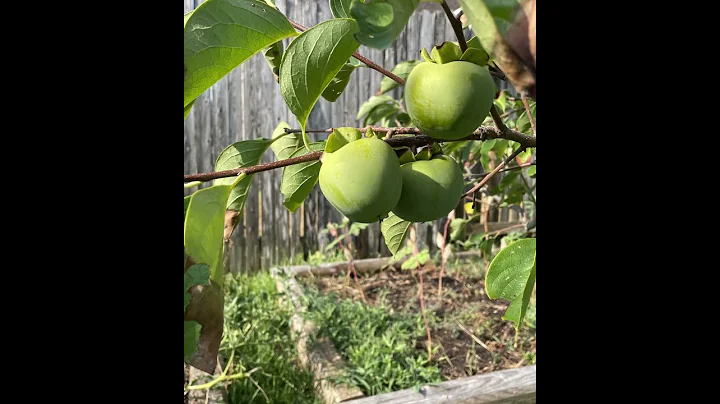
[220,272,319,403]
[303,290,441,396]
[184,0,537,380]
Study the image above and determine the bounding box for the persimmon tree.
[184,0,536,376]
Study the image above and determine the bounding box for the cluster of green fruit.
[318,41,496,225]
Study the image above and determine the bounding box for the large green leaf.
[280,142,325,212]
[379,60,420,94]
[214,139,274,212]
[270,121,301,160]
[381,212,412,256]
[184,99,196,120]
[280,19,360,150]
[184,0,297,108]
[184,184,234,285]
[322,57,364,102]
[459,0,535,96]
[486,238,536,329]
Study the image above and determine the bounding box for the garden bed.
[300,258,536,382]
[285,257,536,402]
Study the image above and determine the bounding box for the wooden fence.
[184,0,525,273]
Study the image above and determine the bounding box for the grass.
[218,272,320,404]
[302,287,442,396]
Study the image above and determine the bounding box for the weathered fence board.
[184,0,527,272]
[346,365,536,404]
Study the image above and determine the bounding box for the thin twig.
[456,320,491,353]
[438,214,452,298]
[289,19,405,85]
[441,1,468,52]
[462,146,527,198]
[521,92,536,135]
[465,162,535,177]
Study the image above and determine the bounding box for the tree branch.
[441,1,468,52]
[521,92,536,135]
[462,146,527,198]
[184,151,323,183]
[184,126,536,183]
[285,125,536,147]
[288,19,405,85]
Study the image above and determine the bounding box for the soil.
[301,261,536,381]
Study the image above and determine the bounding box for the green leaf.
[323,57,364,102]
[270,121,302,161]
[280,142,326,212]
[357,94,395,121]
[363,102,399,126]
[430,42,463,64]
[214,139,274,211]
[494,91,507,112]
[184,264,211,312]
[184,196,192,220]
[280,19,361,150]
[421,47,433,62]
[262,41,284,79]
[351,0,395,49]
[397,149,415,165]
[184,184,234,285]
[350,0,420,49]
[379,61,421,94]
[527,165,536,177]
[330,0,353,18]
[184,99,196,120]
[380,60,422,94]
[449,218,468,241]
[461,36,490,66]
[325,127,363,153]
[486,238,536,329]
[381,212,412,256]
[516,103,536,134]
[184,320,202,361]
[415,148,431,161]
[184,10,194,27]
[184,0,296,108]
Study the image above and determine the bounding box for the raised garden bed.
[271,254,536,403]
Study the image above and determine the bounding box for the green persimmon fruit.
[319,138,402,223]
[405,61,496,140]
[392,155,464,223]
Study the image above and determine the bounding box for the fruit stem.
[441,1,468,53]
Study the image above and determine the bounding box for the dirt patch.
[301,261,536,381]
